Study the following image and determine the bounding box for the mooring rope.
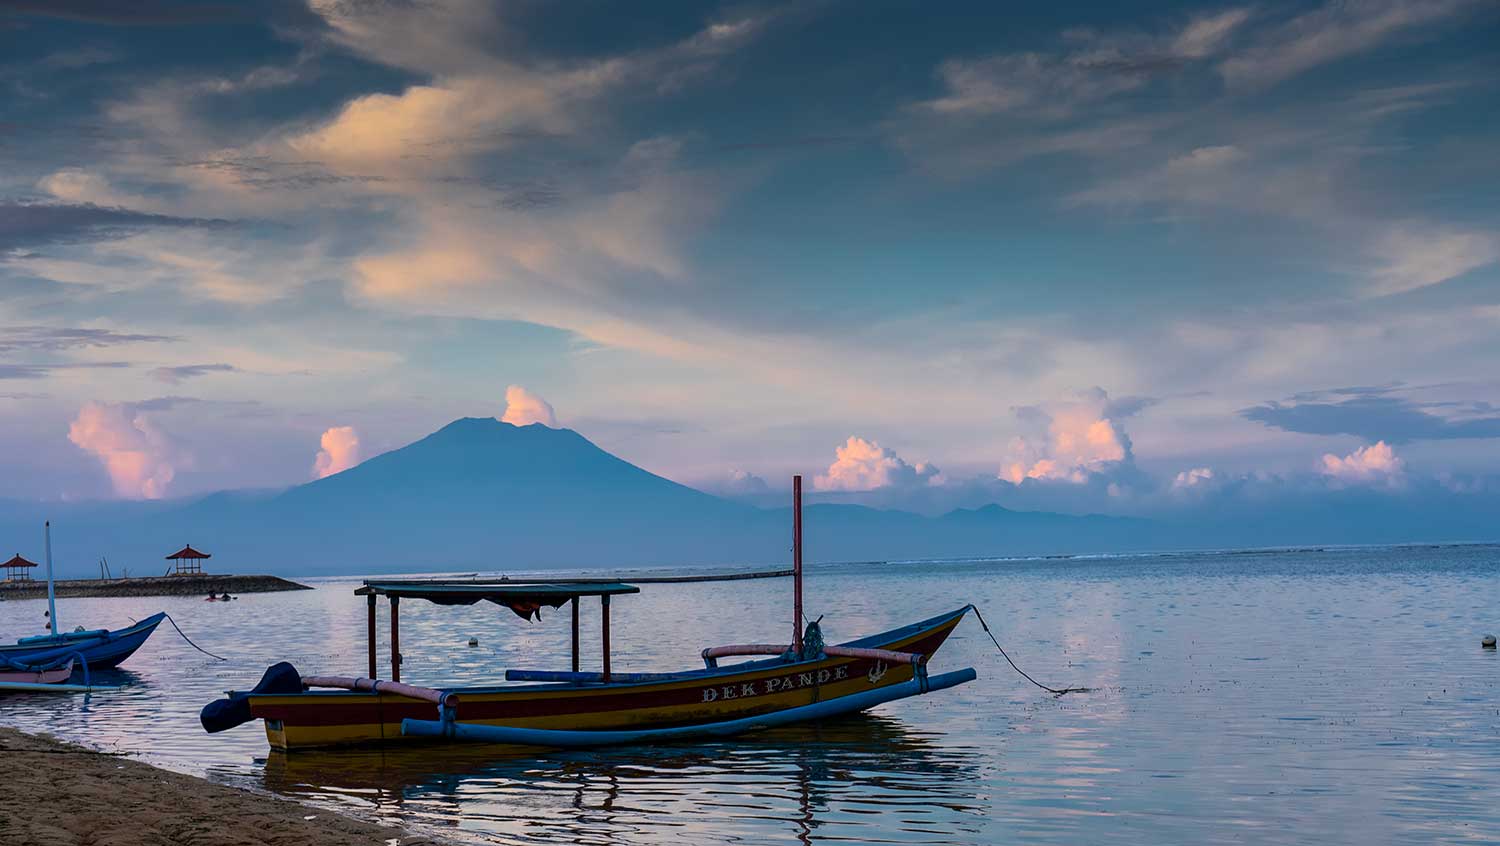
[970,605,1090,696]
[162,613,228,661]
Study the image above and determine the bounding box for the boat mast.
[793,474,803,654]
[43,520,58,635]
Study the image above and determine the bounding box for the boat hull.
[0,612,164,670]
[0,658,74,685]
[249,607,971,750]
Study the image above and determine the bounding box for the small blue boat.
[0,521,164,675]
[0,612,165,670]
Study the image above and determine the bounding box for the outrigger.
[201,476,977,750]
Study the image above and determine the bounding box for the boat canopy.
[355,580,641,682]
[355,581,639,606]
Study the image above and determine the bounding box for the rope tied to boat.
[162,613,228,661]
[970,605,1090,696]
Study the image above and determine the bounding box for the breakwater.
[0,573,311,599]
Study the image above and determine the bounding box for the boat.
[0,613,166,670]
[0,521,164,672]
[0,657,74,685]
[202,475,978,751]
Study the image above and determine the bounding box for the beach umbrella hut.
[165,544,211,576]
[3,553,37,582]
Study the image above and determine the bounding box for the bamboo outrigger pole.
[793,475,803,654]
[44,521,58,635]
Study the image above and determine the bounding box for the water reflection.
[257,714,985,845]
[7,545,1500,844]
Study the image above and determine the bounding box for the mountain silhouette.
[1,418,1164,577]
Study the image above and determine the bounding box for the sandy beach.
[0,727,442,846]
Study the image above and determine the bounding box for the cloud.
[0,326,176,353]
[500,385,557,427]
[67,400,182,498]
[0,1,244,26]
[1172,466,1218,491]
[1366,226,1499,297]
[286,75,574,175]
[916,8,1250,119]
[0,361,130,379]
[721,469,770,495]
[1218,0,1483,89]
[814,436,943,492]
[1172,8,1254,58]
[1320,441,1404,485]
[289,3,786,176]
[312,426,361,479]
[149,363,237,384]
[1242,387,1500,443]
[1002,388,1142,484]
[0,202,231,251]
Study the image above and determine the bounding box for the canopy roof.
[165,545,211,560]
[356,580,639,606]
[3,554,37,568]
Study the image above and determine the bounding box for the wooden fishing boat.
[201,476,978,751]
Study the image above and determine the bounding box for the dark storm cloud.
[1242,387,1500,443]
[0,202,233,251]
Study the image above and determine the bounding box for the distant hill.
[0,418,1166,578]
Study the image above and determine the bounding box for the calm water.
[2,545,1498,845]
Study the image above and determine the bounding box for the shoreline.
[0,727,443,845]
[0,573,312,600]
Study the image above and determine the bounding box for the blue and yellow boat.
[202,476,977,751]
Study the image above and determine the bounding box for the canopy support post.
[366,593,377,679]
[571,596,580,673]
[793,474,803,654]
[390,595,401,683]
[601,594,611,684]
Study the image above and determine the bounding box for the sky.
[1,0,1498,519]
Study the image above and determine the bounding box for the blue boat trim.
[400,666,978,747]
[0,682,120,693]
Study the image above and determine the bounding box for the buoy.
[1483,635,1496,649]
[467,637,479,647]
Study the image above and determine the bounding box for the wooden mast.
[793,475,803,654]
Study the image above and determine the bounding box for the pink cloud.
[1320,441,1404,485]
[814,436,942,492]
[1172,466,1217,490]
[501,384,558,427]
[1003,389,1135,484]
[67,401,180,499]
[312,426,362,479]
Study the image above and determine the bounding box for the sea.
[1,544,1497,845]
